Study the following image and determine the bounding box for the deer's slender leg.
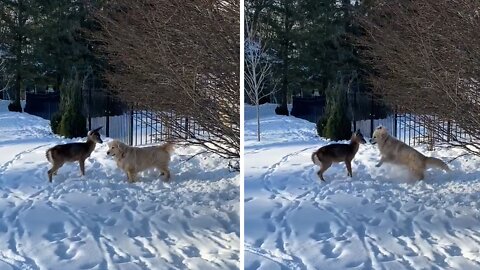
[346,160,353,177]
[79,159,86,176]
[48,162,64,183]
[318,161,332,181]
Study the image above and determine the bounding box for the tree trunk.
[14,72,21,106]
[11,0,24,112]
[277,0,290,116]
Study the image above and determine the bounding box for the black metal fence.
[24,92,59,120]
[88,110,207,146]
[290,92,471,147]
[290,96,326,123]
[22,90,206,146]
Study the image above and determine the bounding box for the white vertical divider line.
[239,0,245,268]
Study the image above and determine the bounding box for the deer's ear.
[88,126,102,136]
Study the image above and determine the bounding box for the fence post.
[129,109,134,146]
[352,91,356,132]
[447,121,451,142]
[140,111,143,145]
[105,96,110,137]
[394,107,397,138]
[370,94,374,138]
[88,80,92,131]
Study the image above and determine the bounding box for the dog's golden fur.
[107,140,174,182]
[371,126,450,180]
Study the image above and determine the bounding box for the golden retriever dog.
[107,140,174,182]
[371,126,450,180]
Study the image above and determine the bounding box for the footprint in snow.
[122,208,134,221]
[44,222,67,242]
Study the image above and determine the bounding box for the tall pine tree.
[0,0,40,111]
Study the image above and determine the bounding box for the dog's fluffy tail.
[426,157,450,172]
[161,142,175,155]
[311,151,321,165]
[46,148,54,163]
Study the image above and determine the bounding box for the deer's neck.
[350,140,360,154]
[86,139,97,155]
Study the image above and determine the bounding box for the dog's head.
[352,129,367,144]
[370,126,388,145]
[107,140,127,159]
[87,126,103,144]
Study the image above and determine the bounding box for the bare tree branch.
[0,58,11,93]
[358,0,480,156]
[92,0,239,159]
[244,14,277,141]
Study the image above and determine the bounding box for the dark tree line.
[245,0,372,139]
[0,0,103,113]
[1,0,240,159]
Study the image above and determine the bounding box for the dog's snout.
[369,138,376,144]
[107,151,110,155]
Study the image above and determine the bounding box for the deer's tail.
[46,148,54,163]
[312,151,322,165]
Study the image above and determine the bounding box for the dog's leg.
[375,156,385,167]
[346,160,353,177]
[318,162,332,181]
[156,165,165,176]
[163,169,171,182]
[408,160,425,181]
[123,170,131,183]
[413,170,424,181]
[157,165,171,182]
[127,170,137,183]
[412,163,425,181]
[79,159,86,176]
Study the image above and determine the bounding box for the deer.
[311,129,367,181]
[46,127,103,182]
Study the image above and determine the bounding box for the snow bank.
[245,104,480,270]
[0,100,239,269]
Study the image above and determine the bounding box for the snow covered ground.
[244,104,480,270]
[0,101,239,270]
